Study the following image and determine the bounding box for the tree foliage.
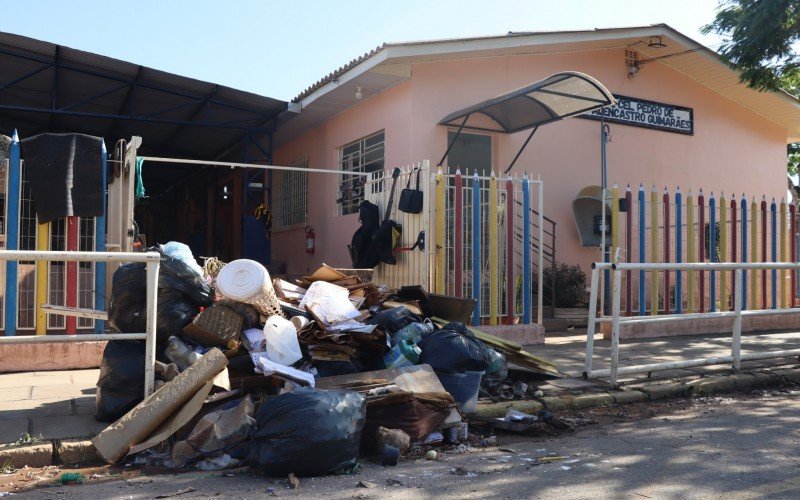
[703,0,800,91]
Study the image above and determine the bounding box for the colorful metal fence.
[433,169,546,326]
[1,130,104,336]
[607,184,799,316]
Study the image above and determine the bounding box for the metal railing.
[584,261,800,387]
[0,250,160,397]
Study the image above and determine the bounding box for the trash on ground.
[89,255,561,478]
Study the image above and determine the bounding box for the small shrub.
[538,263,589,308]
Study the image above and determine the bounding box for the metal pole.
[583,267,600,377]
[144,259,160,398]
[609,268,623,387]
[601,123,610,315]
[732,268,743,372]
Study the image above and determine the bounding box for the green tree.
[703,0,800,91]
[703,1,800,197]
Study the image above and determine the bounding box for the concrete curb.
[474,367,800,419]
[0,439,99,469]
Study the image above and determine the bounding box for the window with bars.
[47,217,95,330]
[338,131,385,215]
[275,156,308,230]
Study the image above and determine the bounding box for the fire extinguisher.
[305,225,315,255]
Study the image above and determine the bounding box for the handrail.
[0,250,160,397]
[584,260,800,387]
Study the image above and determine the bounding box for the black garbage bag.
[248,388,366,476]
[367,306,421,333]
[95,340,145,422]
[417,322,491,373]
[108,249,213,344]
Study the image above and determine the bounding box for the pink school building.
[270,24,800,299]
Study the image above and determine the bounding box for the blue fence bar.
[94,140,108,333]
[522,174,531,324]
[4,131,20,335]
[709,192,716,312]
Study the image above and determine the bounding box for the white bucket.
[215,259,282,317]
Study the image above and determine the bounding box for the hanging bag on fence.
[372,167,403,265]
[398,168,423,214]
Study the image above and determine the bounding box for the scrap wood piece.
[91,349,228,464]
[155,487,196,498]
[431,317,558,376]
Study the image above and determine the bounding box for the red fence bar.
[625,185,633,316]
[698,190,705,313]
[761,195,767,308]
[66,216,79,334]
[454,169,463,298]
[506,175,515,323]
[663,187,670,314]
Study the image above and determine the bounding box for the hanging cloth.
[135,157,145,200]
[21,133,104,223]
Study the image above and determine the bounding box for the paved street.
[11,388,800,499]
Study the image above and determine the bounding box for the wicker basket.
[182,305,243,348]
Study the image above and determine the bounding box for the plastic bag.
[108,249,213,344]
[162,241,204,277]
[368,306,421,334]
[248,387,366,476]
[263,315,302,366]
[481,348,508,396]
[417,322,491,373]
[172,396,255,467]
[95,340,145,422]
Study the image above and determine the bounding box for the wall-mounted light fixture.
[355,86,364,100]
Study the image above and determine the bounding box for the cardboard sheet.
[92,349,228,464]
[127,380,214,455]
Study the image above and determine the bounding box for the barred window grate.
[275,156,308,230]
[338,131,385,215]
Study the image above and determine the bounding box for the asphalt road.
[14,389,800,499]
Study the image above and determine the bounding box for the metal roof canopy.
[438,71,615,173]
[0,30,287,191]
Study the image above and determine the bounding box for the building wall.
[272,82,412,276]
[273,46,788,277]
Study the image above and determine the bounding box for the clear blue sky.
[0,0,724,101]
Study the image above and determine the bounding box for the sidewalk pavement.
[0,369,105,445]
[1,331,799,445]
[533,329,800,393]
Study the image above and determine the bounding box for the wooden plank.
[41,304,109,320]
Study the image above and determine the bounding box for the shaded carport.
[0,31,287,260]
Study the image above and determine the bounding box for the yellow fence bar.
[35,222,49,335]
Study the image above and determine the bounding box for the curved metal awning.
[439,71,615,134]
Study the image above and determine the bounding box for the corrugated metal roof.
[0,30,287,163]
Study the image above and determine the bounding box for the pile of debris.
[91,242,559,476]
